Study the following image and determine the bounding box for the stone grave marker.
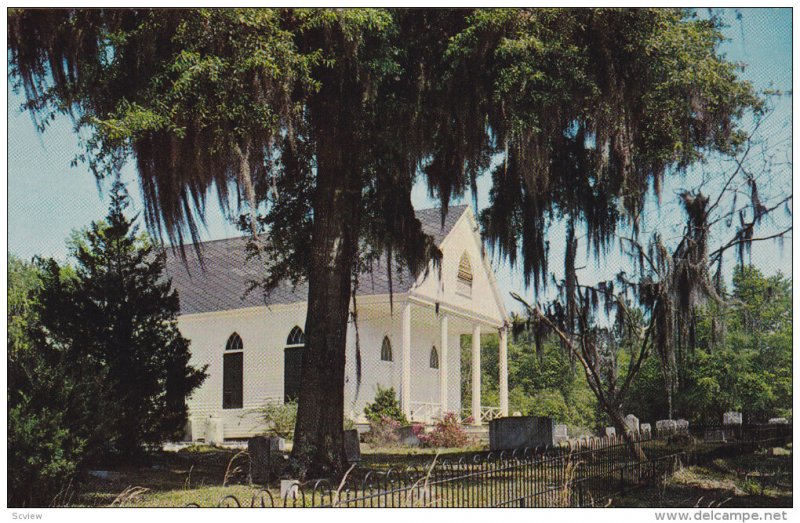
[656,419,676,436]
[489,416,555,450]
[723,411,742,425]
[676,419,689,433]
[604,427,616,438]
[281,479,300,500]
[624,414,640,433]
[640,423,652,434]
[205,417,224,446]
[554,424,568,443]
[768,418,788,425]
[248,436,270,484]
[343,429,362,463]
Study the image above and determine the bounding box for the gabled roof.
[165,205,468,315]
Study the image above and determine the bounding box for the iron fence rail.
[188,423,791,508]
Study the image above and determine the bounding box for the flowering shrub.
[414,412,471,448]
[363,415,401,447]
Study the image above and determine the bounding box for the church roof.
[165,205,468,315]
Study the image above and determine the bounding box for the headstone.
[604,427,616,438]
[624,414,640,433]
[554,424,568,443]
[205,417,224,446]
[248,436,270,484]
[768,418,788,425]
[656,419,677,436]
[640,423,652,434]
[183,418,195,442]
[704,428,727,443]
[512,411,523,417]
[723,411,742,425]
[396,425,422,446]
[280,479,300,500]
[489,416,555,450]
[676,419,689,433]
[88,470,122,481]
[343,429,362,463]
[267,436,285,451]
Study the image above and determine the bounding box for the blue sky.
[7,8,792,313]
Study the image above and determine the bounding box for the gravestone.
[512,411,522,417]
[624,414,640,433]
[640,423,652,434]
[723,411,742,425]
[554,424,569,443]
[704,428,727,443]
[281,479,300,500]
[676,419,689,433]
[489,416,555,450]
[343,429,362,463]
[205,417,224,446]
[248,436,270,484]
[656,419,677,436]
[768,418,788,425]
[604,427,616,437]
[267,436,285,451]
[396,425,422,446]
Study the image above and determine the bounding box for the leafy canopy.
[8,8,759,293]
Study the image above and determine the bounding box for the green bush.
[261,401,297,440]
[364,386,407,425]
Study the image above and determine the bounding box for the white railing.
[461,406,504,423]
[410,402,442,424]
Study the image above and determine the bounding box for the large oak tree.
[9,8,759,476]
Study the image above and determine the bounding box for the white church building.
[166,205,510,440]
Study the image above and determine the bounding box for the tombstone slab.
[624,414,640,433]
[676,419,690,433]
[343,429,362,463]
[267,436,285,451]
[396,425,422,446]
[205,417,224,446]
[248,436,270,484]
[280,479,300,500]
[489,416,555,450]
[640,423,652,434]
[704,428,727,443]
[605,427,616,438]
[723,411,742,425]
[656,419,677,436]
[554,424,569,443]
[768,418,788,425]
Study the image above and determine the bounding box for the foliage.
[624,266,792,424]
[363,416,401,447]
[8,256,110,507]
[414,413,470,448]
[29,184,207,456]
[364,386,408,425]
[260,401,297,440]
[8,7,761,474]
[461,332,598,430]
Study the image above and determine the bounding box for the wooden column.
[471,324,481,426]
[499,326,509,417]
[439,314,449,417]
[401,301,412,420]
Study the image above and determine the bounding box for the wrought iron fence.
[187,423,791,508]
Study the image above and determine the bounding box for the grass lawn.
[69,443,486,507]
[612,444,792,508]
[69,442,792,507]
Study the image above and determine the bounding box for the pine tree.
[36,182,207,456]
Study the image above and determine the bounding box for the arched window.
[284,326,305,402]
[457,251,473,297]
[286,325,305,346]
[380,336,393,362]
[430,345,439,369]
[223,333,244,409]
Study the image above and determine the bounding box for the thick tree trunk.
[606,405,646,462]
[289,81,362,478]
